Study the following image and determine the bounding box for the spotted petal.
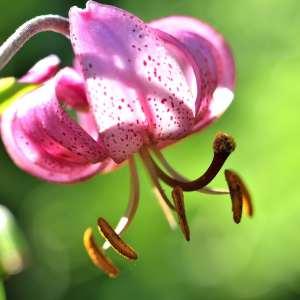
[1,80,108,183]
[55,67,89,110]
[69,1,198,162]
[150,16,235,131]
[76,110,121,173]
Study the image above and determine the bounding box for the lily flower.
[0,1,252,277]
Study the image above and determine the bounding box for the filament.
[103,156,140,250]
[152,186,177,230]
[140,146,177,229]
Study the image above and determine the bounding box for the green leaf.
[0,77,37,114]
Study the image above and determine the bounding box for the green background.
[1,0,300,299]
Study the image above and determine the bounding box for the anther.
[224,170,243,223]
[83,228,119,278]
[150,132,236,192]
[225,169,253,218]
[172,186,190,241]
[97,218,138,260]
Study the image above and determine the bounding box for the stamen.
[172,186,190,241]
[140,146,177,229]
[199,187,229,195]
[150,133,236,191]
[225,169,253,218]
[153,186,177,230]
[151,145,229,195]
[97,218,138,261]
[224,170,243,223]
[103,157,139,250]
[0,15,69,71]
[83,228,119,278]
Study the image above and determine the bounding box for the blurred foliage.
[0,282,5,300]
[0,0,300,300]
[0,78,37,113]
[0,205,28,277]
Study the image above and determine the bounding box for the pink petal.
[149,16,235,131]
[1,99,104,183]
[55,67,89,110]
[191,87,234,133]
[18,80,107,164]
[1,77,110,183]
[150,16,235,90]
[76,110,99,141]
[69,1,197,162]
[19,55,61,84]
[76,110,121,173]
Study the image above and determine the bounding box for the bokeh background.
[0,0,300,299]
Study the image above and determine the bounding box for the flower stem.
[0,15,70,71]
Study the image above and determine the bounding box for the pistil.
[148,132,235,192]
[150,144,230,195]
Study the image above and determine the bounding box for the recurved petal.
[69,1,197,162]
[55,67,89,110]
[150,16,235,131]
[17,80,107,164]
[150,16,235,90]
[1,77,110,183]
[77,110,122,173]
[19,55,61,84]
[1,98,105,183]
[191,87,234,133]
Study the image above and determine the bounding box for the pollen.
[172,186,190,241]
[83,228,119,278]
[225,169,253,220]
[97,218,138,260]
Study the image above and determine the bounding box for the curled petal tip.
[19,54,60,84]
[210,87,234,118]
